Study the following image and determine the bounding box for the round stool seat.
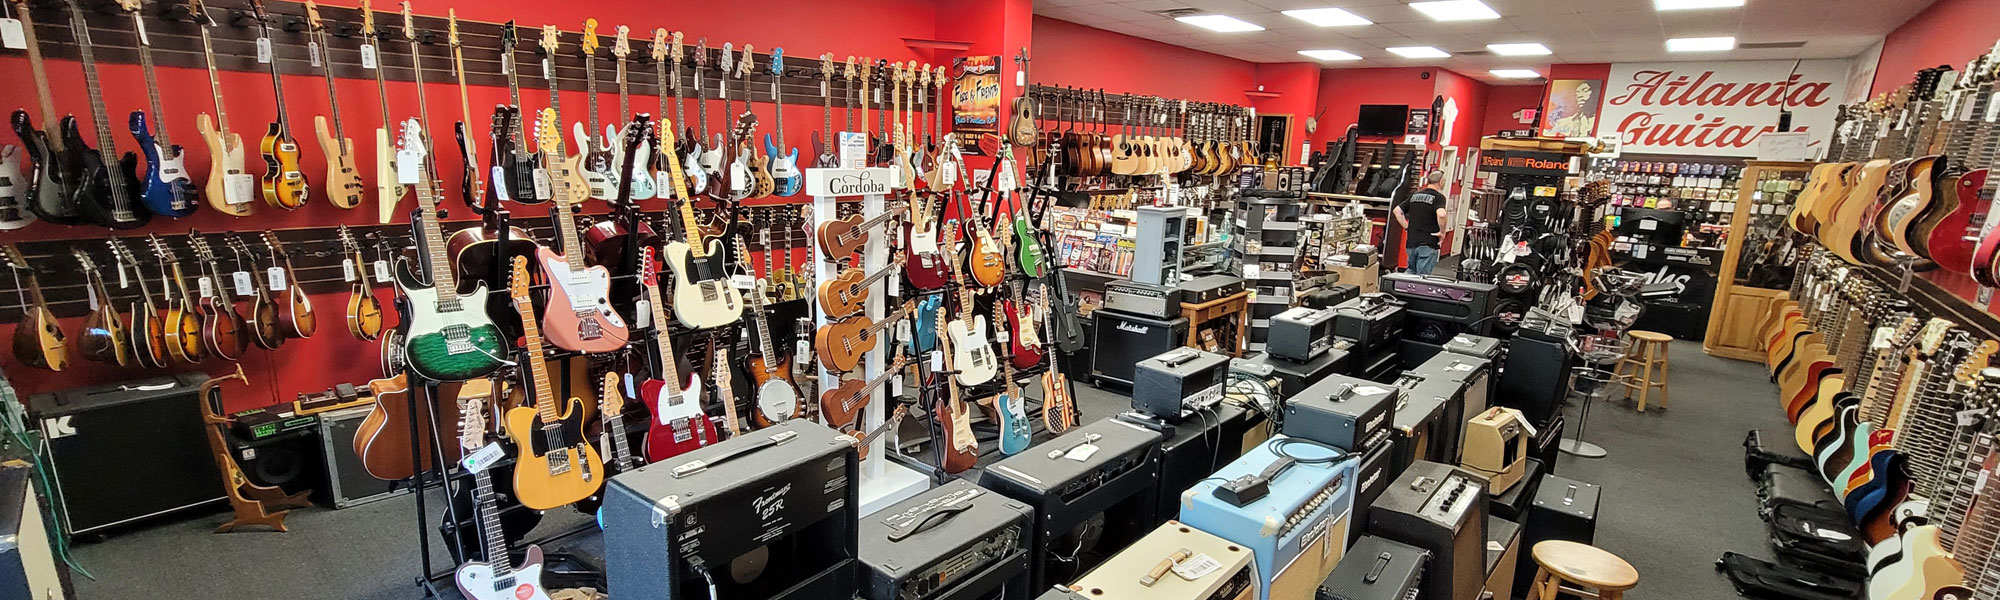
[1628,330,1672,344]
[1533,540,1638,590]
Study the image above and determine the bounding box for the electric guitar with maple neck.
[503,255,606,510]
[63,0,148,229]
[611,26,655,201]
[943,229,999,386]
[492,21,541,204]
[149,234,204,364]
[110,239,169,368]
[227,235,285,350]
[904,194,951,291]
[890,64,914,189]
[817,203,910,260]
[811,53,839,169]
[120,0,197,217]
[711,342,745,436]
[534,110,630,353]
[572,19,617,200]
[340,226,384,341]
[75,247,132,365]
[364,0,403,222]
[391,119,507,382]
[447,10,486,212]
[1039,291,1077,435]
[190,233,249,360]
[261,231,315,340]
[300,1,363,210]
[596,372,639,473]
[994,346,1032,455]
[690,39,722,191]
[961,176,1007,287]
[656,30,702,197]
[910,66,933,189]
[816,301,915,374]
[819,353,912,432]
[648,29,679,197]
[1002,279,1043,370]
[934,326,980,474]
[1002,145,1047,277]
[451,393,555,600]
[251,0,308,210]
[7,0,66,225]
[765,49,803,196]
[4,246,64,372]
[727,44,771,201]
[538,26,590,203]
[659,120,744,329]
[637,247,717,462]
[736,237,801,428]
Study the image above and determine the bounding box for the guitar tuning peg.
[159,2,197,22]
[333,21,361,38]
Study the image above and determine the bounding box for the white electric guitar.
[451,394,552,600]
[609,25,654,201]
[943,229,999,386]
[658,120,743,329]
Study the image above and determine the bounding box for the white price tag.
[895,320,912,344]
[396,151,422,184]
[819,81,828,96]
[887,273,900,296]
[360,44,378,69]
[308,41,322,68]
[941,160,957,185]
[461,442,505,474]
[1171,554,1222,581]
[1062,443,1099,462]
[0,19,24,50]
[256,37,273,64]
[1977,468,1991,494]
[267,267,287,291]
[838,132,867,169]
[634,300,652,329]
[796,338,811,361]
[373,260,393,283]
[730,274,756,290]
[656,171,675,197]
[197,277,215,299]
[342,258,358,283]
[225,174,257,205]
[997,160,1018,191]
[490,166,510,201]
[889,376,901,397]
[232,272,254,296]
[534,168,554,198]
[929,350,944,371]
[115,262,130,288]
[889,165,904,188]
[995,326,1010,344]
[86,283,99,310]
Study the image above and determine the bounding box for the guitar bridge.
[577,314,604,341]
[441,324,477,355]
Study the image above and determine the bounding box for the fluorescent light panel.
[1299,49,1363,61]
[1490,69,1542,79]
[1282,7,1372,27]
[1655,0,1746,10]
[1667,36,1736,52]
[1387,46,1451,58]
[1487,42,1551,56]
[1175,14,1265,32]
[1409,0,1500,21]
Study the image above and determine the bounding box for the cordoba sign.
[1602,59,1849,157]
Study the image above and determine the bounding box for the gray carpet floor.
[64,339,1784,599]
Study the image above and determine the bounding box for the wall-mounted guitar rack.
[1018,83,1251,128]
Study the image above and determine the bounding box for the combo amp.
[1316,535,1428,600]
[1331,295,1405,356]
[30,373,223,535]
[1281,374,1395,454]
[1133,349,1231,423]
[1105,281,1184,319]
[1348,444,1393,546]
[1408,352,1491,462]
[603,421,860,600]
[1511,474,1600,599]
[1091,311,1192,387]
[981,418,1165,590]
[1128,404,1260,523]
[1498,327,1573,425]
[1387,373,1449,473]
[0,465,71,600]
[1461,407,1531,495]
[1366,461,1489,600]
[1233,341,1355,397]
[1180,436,1359,600]
[1269,307,1338,362]
[318,405,407,508]
[860,480,1033,600]
[1067,520,1259,600]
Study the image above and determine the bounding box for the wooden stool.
[1528,540,1639,600]
[1613,331,1672,412]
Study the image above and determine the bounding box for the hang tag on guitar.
[308,41,322,68]
[731,274,756,290]
[655,171,675,198]
[461,442,505,474]
[86,283,99,310]
[267,267,288,291]
[0,19,24,50]
[997,159,1018,191]
[995,326,1010,345]
[796,338,811,362]
[489,167,510,201]
[233,272,254,296]
[889,376,901,397]
[929,350,944,371]
[634,300,651,329]
[360,44,378,69]
[373,260,392,283]
[225,174,257,205]
[197,277,215,299]
[116,263,129,288]
[941,160,957,185]
[887,274,900,296]
[341,258,358,283]
[256,37,273,64]
[533,168,553,198]
[396,151,422,184]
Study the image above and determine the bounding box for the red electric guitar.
[638,248,718,462]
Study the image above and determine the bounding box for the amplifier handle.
[886,503,970,541]
[670,430,800,478]
[1364,551,1391,583]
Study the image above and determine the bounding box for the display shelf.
[1704,161,1812,361]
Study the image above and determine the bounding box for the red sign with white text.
[1602,60,1849,157]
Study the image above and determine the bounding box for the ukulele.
[819,353,913,431]
[62,0,147,229]
[339,226,385,341]
[451,394,555,600]
[765,49,804,196]
[933,325,980,474]
[4,246,64,371]
[737,236,801,428]
[446,11,487,211]
[303,1,364,209]
[110,240,169,368]
[637,247,718,462]
[942,229,999,386]
[226,235,285,350]
[72,248,131,367]
[189,233,249,361]
[7,0,69,225]
[364,0,404,222]
[817,203,910,260]
[572,20,617,200]
[610,25,655,201]
[251,0,308,210]
[815,302,915,374]
[532,111,630,353]
[1008,50,1038,147]
[818,254,909,319]
[810,53,840,169]
[659,120,745,329]
[262,232,316,339]
[148,235,204,364]
[119,0,197,217]
[391,119,508,382]
[503,256,606,510]
[853,404,909,461]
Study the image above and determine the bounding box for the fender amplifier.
[981,418,1166,590]
[1069,520,1258,600]
[1332,295,1405,356]
[1134,349,1231,423]
[1316,535,1428,600]
[603,421,860,600]
[1180,436,1358,600]
[1091,312,1193,387]
[1269,308,1338,362]
[861,480,1033,600]
[1366,461,1488,600]
[1282,375,1395,453]
[1381,273,1495,326]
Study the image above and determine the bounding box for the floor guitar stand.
[198,366,310,533]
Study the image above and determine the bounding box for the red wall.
[1483,85,1544,136]
[1430,68,1488,150]
[1029,16,1255,103]
[1251,63,1322,164]
[1872,0,2000,95]
[1308,67,1441,148]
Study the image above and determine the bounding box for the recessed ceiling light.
[1409,0,1500,21]
[1282,8,1373,27]
[1487,42,1551,56]
[1490,69,1542,79]
[1299,49,1363,61]
[1655,0,1746,10]
[1667,36,1736,52]
[1387,46,1451,58]
[1175,14,1265,32]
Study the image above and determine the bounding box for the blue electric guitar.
[391,120,507,382]
[764,49,803,196]
[122,0,196,216]
[995,344,1032,455]
[910,294,942,355]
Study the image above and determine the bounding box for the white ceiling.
[1033,0,1938,83]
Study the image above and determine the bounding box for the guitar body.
[1926,168,1985,275]
[935,394,980,474]
[1782,351,1835,420]
[1831,422,1880,496]
[1013,214,1047,278]
[626,134,656,201]
[11,305,66,371]
[572,123,617,200]
[910,295,941,355]
[128,299,168,369]
[1815,403,1862,484]
[504,398,606,510]
[372,126,404,221]
[1041,369,1076,434]
[163,303,204,364]
[1003,299,1043,370]
[748,152,776,199]
[248,287,285,350]
[1806,162,1858,232]
[1904,160,1954,259]
[279,283,316,340]
[0,146,36,229]
[312,116,366,209]
[815,316,881,374]
[200,296,249,361]
[395,262,507,382]
[353,374,455,481]
[996,390,1032,455]
[536,249,630,353]
[967,232,1006,288]
[10,111,75,224]
[258,123,309,210]
[946,317,999,386]
[661,240,744,329]
[904,227,952,291]
[128,112,196,216]
[752,364,802,427]
[1792,385,1845,452]
[819,379,871,431]
[346,282,384,341]
[1878,157,1938,256]
[79,302,129,366]
[641,374,716,462]
[454,545,552,600]
[1825,160,1892,264]
[1869,525,1961,600]
[1855,452,1912,544]
[63,119,148,229]
[817,269,872,318]
[818,215,875,259]
[764,135,802,196]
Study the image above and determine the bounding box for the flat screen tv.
[1357,104,1409,137]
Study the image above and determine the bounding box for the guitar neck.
[554,201,586,271]
[68,2,119,157]
[669,60,687,135]
[513,289,559,425]
[407,40,434,131]
[772,77,785,142]
[415,175,458,299]
[616,59,630,122]
[453,46,473,125]
[694,68,709,138]
[316,30,346,144]
[132,12,170,147]
[676,199,708,259]
[371,35,392,131]
[645,282,683,390]
[853,361,907,399]
[583,54,601,133]
[261,23,291,129]
[469,468,513,577]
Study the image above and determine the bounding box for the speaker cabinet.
[318,406,407,508]
[1090,312,1191,387]
[0,465,72,599]
[30,373,222,535]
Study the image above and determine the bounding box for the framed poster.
[1540,79,1604,139]
[1406,108,1431,136]
[952,56,1002,146]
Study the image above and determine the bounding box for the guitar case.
[1745,429,1816,480]
[1762,503,1865,570]
[1755,464,1844,518]
[1715,552,1862,600]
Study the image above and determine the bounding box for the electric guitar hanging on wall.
[534,110,629,353]
[493,22,542,204]
[304,1,364,209]
[451,394,554,600]
[638,247,717,462]
[656,30,702,197]
[64,0,148,229]
[447,10,487,212]
[573,19,617,200]
[120,0,197,217]
[392,120,507,382]
[504,256,605,510]
[364,0,403,222]
[611,26,655,201]
[8,0,68,226]
[251,0,308,210]
[765,49,804,196]
[660,120,744,329]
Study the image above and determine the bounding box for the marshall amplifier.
[1347,444,1394,546]
[1380,273,1495,327]
[30,373,222,535]
[1182,275,1247,304]
[1282,375,1396,453]
[981,418,1166,590]
[1269,307,1338,362]
[1366,461,1489,600]
[1134,349,1231,422]
[1316,535,1428,600]
[1105,281,1184,319]
[1332,295,1406,356]
[1180,436,1359,600]
[1068,520,1258,600]
[861,480,1033,600]
[1091,312,1193,387]
[604,421,860,600]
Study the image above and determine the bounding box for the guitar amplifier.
[1441,334,1502,363]
[1410,353,1489,462]
[1497,328,1573,425]
[1331,295,1405,356]
[1315,535,1428,600]
[1182,275,1247,305]
[318,405,406,508]
[1068,520,1258,600]
[1134,403,1259,523]
[1347,444,1394,547]
[1091,312,1192,387]
[1365,461,1489,600]
[1269,307,1338,362]
[1134,349,1231,422]
[1460,407,1530,495]
[1281,374,1396,453]
[30,373,223,535]
[1512,474,1601,599]
[603,420,860,600]
[1236,341,1355,397]
[0,464,72,600]
[981,418,1165,590]
[1389,374,1453,473]
[1380,273,1495,327]
[1180,436,1358,600]
[1105,281,1184,319]
[860,480,1033,600]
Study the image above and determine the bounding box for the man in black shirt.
[1395,171,1448,275]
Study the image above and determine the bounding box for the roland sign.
[1477,150,1574,176]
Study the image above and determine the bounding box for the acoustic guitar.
[224,235,285,351]
[189,234,249,361]
[503,256,606,510]
[1822,159,1893,265]
[817,204,910,261]
[150,235,205,364]
[5,246,65,371]
[818,255,907,319]
[1007,50,1038,147]
[262,232,316,339]
[815,302,914,374]
[338,227,384,341]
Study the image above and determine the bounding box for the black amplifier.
[1282,374,1396,453]
[980,418,1165,590]
[1130,404,1259,524]
[1497,329,1572,425]
[603,420,860,600]
[1301,283,1362,309]
[1411,353,1491,462]
[1366,461,1489,600]
[1105,280,1183,318]
[1348,443,1394,546]
[1235,341,1355,397]
[1134,349,1231,422]
[1390,374,1456,472]
[1316,535,1429,600]
[1332,295,1406,356]
[1269,307,1338,362]
[1182,275,1247,304]
[861,480,1033,600]
[1381,273,1495,326]
[1442,334,1503,362]
[1091,311,1192,387]
[31,373,222,535]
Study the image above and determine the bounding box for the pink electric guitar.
[638,248,717,462]
[532,109,629,352]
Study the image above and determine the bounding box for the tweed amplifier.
[1068,520,1259,600]
[1180,436,1358,600]
[861,480,1033,600]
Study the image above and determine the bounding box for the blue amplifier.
[1179,436,1359,600]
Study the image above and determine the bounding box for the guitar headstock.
[70,247,98,274]
[338,225,361,255]
[190,232,218,264]
[919,64,931,89]
[396,118,429,165]
[147,234,180,264]
[579,18,599,56]
[670,31,684,66]
[936,65,947,90]
[398,1,414,42]
[612,25,630,60]
[712,345,731,389]
[694,38,708,69]
[446,9,460,48]
[109,239,140,272]
[820,53,835,81]
[649,28,668,63]
[500,21,517,52]
[639,246,658,288]
[859,59,873,84]
[261,231,288,262]
[509,255,532,306]
[844,56,857,82]
[719,42,734,77]
[598,372,623,417]
[115,0,141,13]
[735,44,753,79]
[1970,338,2000,376]
[249,0,270,24]
[304,1,325,32]
[535,108,563,158]
[539,25,559,56]
[456,395,486,452]
[224,235,257,265]
[357,0,373,37]
[733,112,758,143]
[1916,318,1954,355]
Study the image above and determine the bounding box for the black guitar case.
[1762,503,1866,570]
[1756,464,1844,518]
[1715,552,1862,600]
[1745,429,1817,480]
